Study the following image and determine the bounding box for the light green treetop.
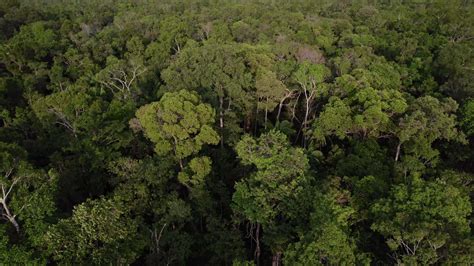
[135,90,220,161]
[371,177,471,265]
[233,130,308,225]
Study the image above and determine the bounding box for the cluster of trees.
[1,0,473,264]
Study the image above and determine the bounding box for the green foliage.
[0,142,57,249]
[336,139,391,179]
[397,96,465,173]
[461,100,474,136]
[0,21,57,74]
[312,68,408,145]
[233,130,309,252]
[0,224,39,264]
[45,197,142,264]
[255,68,287,114]
[0,0,473,264]
[313,96,353,143]
[371,177,472,264]
[293,62,330,93]
[284,192,359,265]
[135,89,219,160]
[162,42,275,144]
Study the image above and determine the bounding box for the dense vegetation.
[0,0,473,264]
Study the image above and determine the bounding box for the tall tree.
[233,130,308,264]
[371,177,471,264]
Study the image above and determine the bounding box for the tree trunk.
[276,100,284,122]
[1,199,19,233]
[272,251,282,266]
[304,95,310,129]
[264,96,269,129]
[152,223,167,255]
[395,142,401,161]
[302,96,311,148]
[264,107,268,130]
[245,113,252,133]
[290,93,301,124]
[9,217,20,234]
[254,106,259,136]
[254,223,261,266]
[219,96,224,148]
[301,88,312,148]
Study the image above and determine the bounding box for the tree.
[255,65,287,129]
[161,43,254,144]
[95,55,146,100]
[0,142,56,237]
[0,1,473,264]
[371,177,471,264]
[293,62,330,145]
[395,96,465,174]
[233,130,309,264]
[0,142,26,233]
[0,141,57,265]
[134,89,219,167]
[134,90,219,208]
[0,224,39,264]
[461,99,474,136]
[0,21,57,75]
[312,71,407,145]
[45,197,142,264]
[284,192,359,265]
[108,156,195,265]
[94,36,147,100]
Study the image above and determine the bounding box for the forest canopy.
[0,0,473,264]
